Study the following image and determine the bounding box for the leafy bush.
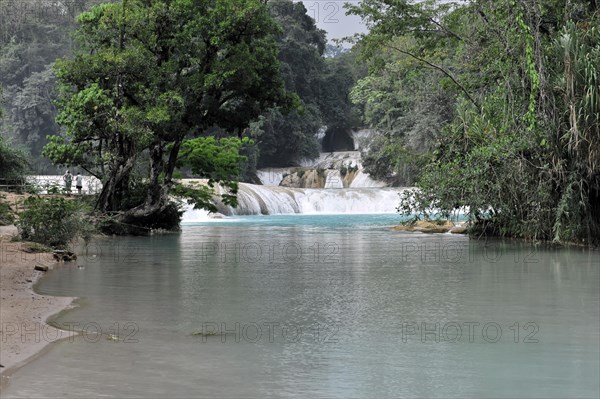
[25,182,42,195]
[44,181,64,194]
[17,196,95,248]
[0,195,14,226]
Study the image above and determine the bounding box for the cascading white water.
[349,170,387,188]
[180,205,215,223]
[324,170,343,189]
[25,175,103,194]
[255,168,294,186]
[205,183,404,216]
[257,151,389,188]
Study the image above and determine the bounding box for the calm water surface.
[4,215,599,398]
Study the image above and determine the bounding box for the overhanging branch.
[387,44,479,109]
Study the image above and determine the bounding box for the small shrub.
[0,196,14,226]
[25,183,42,195]
[45,182,63,195]
[17,196,95,249]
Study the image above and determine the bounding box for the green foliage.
[177,136,250,209]
[252,0,364,167]
[252,105,321,167]
[171,183,219,213]
[0,134,29,179]
[180,137,251,182]
[349,35,457,184]
[550,19,600,242]
[353,0,600,244]
[17,196,95,248]
[253,0,326,167]
[44,180,64,195]
[45,0,290,221]
[0,195,15,226]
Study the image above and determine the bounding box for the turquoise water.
[4,214,599,398]
[183,213,409,227]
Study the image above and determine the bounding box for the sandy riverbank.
[0,226,77,382]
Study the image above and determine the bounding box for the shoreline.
[0,226,78,389]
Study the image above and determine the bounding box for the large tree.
[44,0,291,228]
[251,0,326,167]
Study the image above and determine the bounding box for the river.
[3,214,599,398]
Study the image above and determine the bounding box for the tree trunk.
[97,155,136,212]
[118,138,183,232]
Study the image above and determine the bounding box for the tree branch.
[429,18,463,42]
[387,44,479,109]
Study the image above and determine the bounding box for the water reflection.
[4,219,599,398]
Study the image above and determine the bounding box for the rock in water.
[34,265,49,272]
[53,250,77,262]
[392,220,461,234]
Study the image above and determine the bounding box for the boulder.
[34,265,49,272]
[450,225,469,234]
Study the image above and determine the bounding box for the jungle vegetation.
[349,0,600,244]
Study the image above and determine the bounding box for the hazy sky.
[294,1,368,43]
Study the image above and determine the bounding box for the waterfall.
[258,151,389,188]
[324,170,343,189]
[349,170,387,188]
[205,183,404,216]
[255,168,293,186]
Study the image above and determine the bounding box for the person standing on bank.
[63,170,73,195]
[76,172,83,195]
